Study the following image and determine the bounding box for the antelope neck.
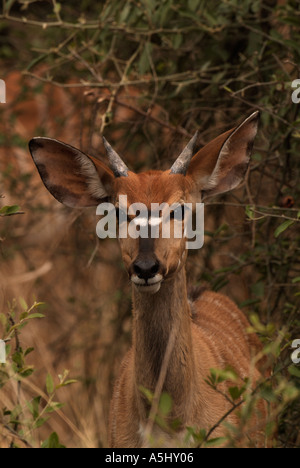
[132,267,195,417]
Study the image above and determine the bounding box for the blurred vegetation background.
[0,0,299,448]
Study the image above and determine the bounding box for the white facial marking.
[132,217,148,227]
[131,274,163,294]
[149,217,162,227]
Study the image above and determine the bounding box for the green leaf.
[45,401,64,413]
[138,43,153,75]
[203,10,219,26]
[19,297,28,311]
[229,386,244,401]
[159,392,172,416]
[274,219,294,238]
[249,313,270,334]
[12,351,24,367]
[27,396,41,418]
[172,33,183,50]
[259,384,277,403]
[46,373,54,395]
[0,313,7,327]
[252,152,262,161]
[205,436,228,447]
[139,385,153,404]
[56,379,78,389]
[208,367,238,386]
[41,432,65,448]
[239,298,261,308]
[20,310,29,321]
[288,365,300,378]
[158,0,172,27]
[251,281,264,298]
[33,416,49,429]
[245,205,255,220]
[0,205,21,216]
[5,343,11,357]
[214,223,228,236]
[19,366,34,378]
[188,0,201,11]
[223,85,233,93]
[185,426,206,444]
[26,313,45,320]
[119,3,131,24]
[24,347,34,356]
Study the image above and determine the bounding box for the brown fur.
[30,111,270,448]
[108,265,268,448]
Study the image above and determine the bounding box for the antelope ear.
[187,111,259,199]
[29,137,115,208]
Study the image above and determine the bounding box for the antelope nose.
[133,258,160,281]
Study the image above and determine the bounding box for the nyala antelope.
[29,110,270,447]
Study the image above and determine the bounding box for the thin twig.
[142,323,178,446]
[198,399,244,447]
[3,424,33,448]
[102,97,191,138]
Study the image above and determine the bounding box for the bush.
[0,298,76,448]
[0,0,299,447]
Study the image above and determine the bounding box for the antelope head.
[29,111,259,294]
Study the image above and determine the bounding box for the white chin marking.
[132,274,163,294]
[134,283,162,294]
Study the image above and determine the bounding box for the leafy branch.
[0,300,77,448]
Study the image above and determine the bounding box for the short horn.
[103,137,129,178]
[170,131,199,175]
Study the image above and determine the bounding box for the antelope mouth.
[131,274,163,294]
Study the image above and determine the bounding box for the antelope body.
[29,111,269,447]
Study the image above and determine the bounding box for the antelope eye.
[170,205,185,220]
[115,207,131,223]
